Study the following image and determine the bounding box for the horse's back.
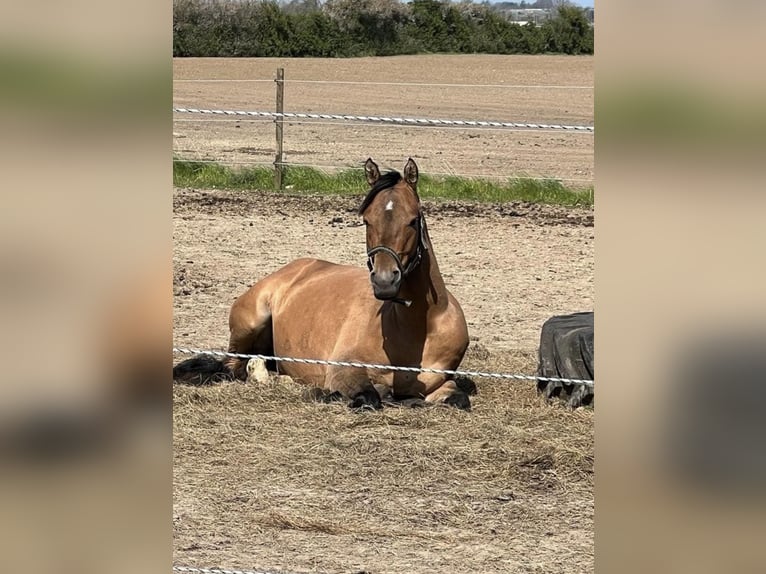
[257,257,364,301]
[269,257,373,333]
[230,257,368,337]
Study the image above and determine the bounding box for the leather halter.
[366,213,428,278]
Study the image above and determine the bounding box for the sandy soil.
[173,188,594,573]
[173,55,594,185]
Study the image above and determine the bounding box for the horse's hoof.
[302,388,344,403]
[454,375,478,396]
[348,389,382,411]
[444,391,471,411]
[302,387,324,401]
[324,391,345,403]
[398,398,430,409]
[373,383,394,402]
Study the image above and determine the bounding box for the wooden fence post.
[274,68,285,191]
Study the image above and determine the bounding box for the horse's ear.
[403,158,419,187]
[364,158,381,186]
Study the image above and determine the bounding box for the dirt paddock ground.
[174,55,594,574]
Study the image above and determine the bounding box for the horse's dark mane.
[358,170,402,215]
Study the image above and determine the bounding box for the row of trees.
[173,0,594,57]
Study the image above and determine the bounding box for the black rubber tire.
[537,312,594,408]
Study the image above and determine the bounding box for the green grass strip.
[173,160,593,207]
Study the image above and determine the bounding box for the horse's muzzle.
[370,268,401,300]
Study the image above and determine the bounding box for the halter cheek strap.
[366,214,428,278]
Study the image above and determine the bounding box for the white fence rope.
[172,108,594,133]
[173,116,589,135]
[175,79,593,89]
[287,80,594,89]
[173,347,594,387]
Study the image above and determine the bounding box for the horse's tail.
[173,354,234,385]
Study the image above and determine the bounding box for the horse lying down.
[174,158,476,410]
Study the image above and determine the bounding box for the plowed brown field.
[173,55,593,185]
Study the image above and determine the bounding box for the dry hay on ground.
[174,348,593,574]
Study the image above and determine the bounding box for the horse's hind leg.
[224,288,274,380]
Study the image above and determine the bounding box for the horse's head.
[358,158,427,302]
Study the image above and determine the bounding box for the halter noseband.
[366,213,428,279]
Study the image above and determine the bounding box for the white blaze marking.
[385,200,394,211]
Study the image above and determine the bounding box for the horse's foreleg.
[325,366,381,410]
[424,379,471,411]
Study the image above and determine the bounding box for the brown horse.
[174,158,472,409]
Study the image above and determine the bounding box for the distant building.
[507,8,552,25]
[491,4,594,27]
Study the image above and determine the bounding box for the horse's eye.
[408,218,418,227]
